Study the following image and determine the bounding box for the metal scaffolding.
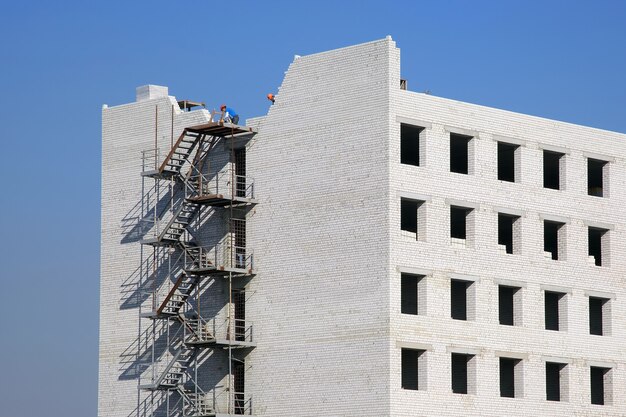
[136,108,257,417]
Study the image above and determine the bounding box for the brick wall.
[390,56,626,416]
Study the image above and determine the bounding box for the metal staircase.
[141,348,196,390]
[138,115,258,416]
[180,389,215,417]
[154,272,201,317]
[142,200,202,246]
[159,132,204,177]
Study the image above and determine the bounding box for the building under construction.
[99,38,626,417]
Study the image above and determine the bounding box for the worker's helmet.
[267,93,274,100]
[220,104,226,111]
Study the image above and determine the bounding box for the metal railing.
[209,110,226,124]
[139,197,195,243]
[141,148,161,173]
[182,388,253,416]
[181,390,213,416]
[140,335,186,389]
[185,170,255,201]
[215,388,253,415]
[184,243,254,272]
[232,392,253,415]
[139,217,169,242]
[184,317,254,345]
[143,252,186,314]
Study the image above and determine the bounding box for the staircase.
[156,272,201,317]
[139,119,258,416]
[180,389,215,417]
[183,316,214,345]
[158,132,204,177]
[152,200,202,245]
[142,348,196,390]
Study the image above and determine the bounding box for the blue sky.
[0,1,624,416]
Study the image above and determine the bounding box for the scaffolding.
[136,108,257,417]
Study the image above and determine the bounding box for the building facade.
[99,38,626,417]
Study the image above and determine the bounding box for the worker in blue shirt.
[220,104,239,125]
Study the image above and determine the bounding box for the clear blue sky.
[0,1,624,416]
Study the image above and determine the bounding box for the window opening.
[450,133,472,174]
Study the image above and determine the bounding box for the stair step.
[168,302,184,307]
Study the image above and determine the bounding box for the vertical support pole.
[155,105,158,156]
[155,178,159,238]
[151,315,156,384]
[152,247,157,311]
[228,271,233,414]
[170,105,175,218]
[228,132,235,415]
[197,276,201,330]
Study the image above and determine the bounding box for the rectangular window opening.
[401,348,425,390]
[401,274,425,315]
[545,291,567,331]
[450,133,472,174]
[589,296,610,336]
[451,279,474,321]
[499,285,521,326]
[497,142,519,182]
[450,206,472,243]
[500,357,522,398]
[543,150,563,190]
[233,360,245,414]
[401,124,423,167]
[451,353,475,394]
[498,213,520,254]
[591,366,612,405]
[401,199,418,234]
[544,221,565,260]
[234,148,246,198]
[401,198,425,240]
[588,158,608,197]
[546,362,567,401]
[588,227,608,267]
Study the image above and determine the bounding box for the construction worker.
[267,93,275,104]
[220,104,239,125]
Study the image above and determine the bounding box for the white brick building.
[99,37,626,417]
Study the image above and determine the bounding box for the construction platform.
[186,194,257,207]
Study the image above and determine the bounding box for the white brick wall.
[390,44,626,416]
[246,38,395,416]
[100,97,214,417]
[100,38,626,417]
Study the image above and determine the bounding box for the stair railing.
[141,148,160,173]
[183,243,254,273]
